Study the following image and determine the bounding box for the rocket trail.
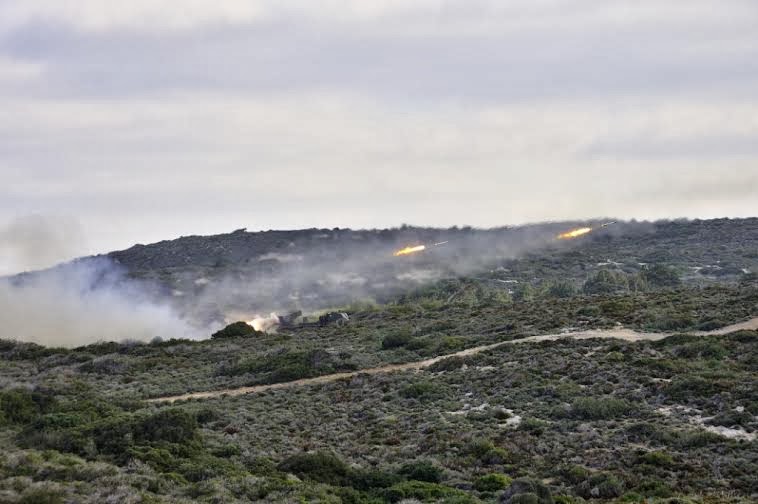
[394,240,450,257]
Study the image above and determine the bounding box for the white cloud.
[0,1,265,32]
[1,93,756,254]
[0,0,755,34]
[0,55,43,82]
[0,0,756,264]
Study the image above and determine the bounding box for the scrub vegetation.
[1,218,756,502]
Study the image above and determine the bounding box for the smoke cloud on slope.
[166,222,615,327]
[1,219,653,347]
[0,258,201,347]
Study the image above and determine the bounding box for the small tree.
[211,321,261,339]
[583,270,629,295]
[642,265,681,288]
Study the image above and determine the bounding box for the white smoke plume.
[0,258,200,348]
[0,214,86,275]
[247,313,281,333]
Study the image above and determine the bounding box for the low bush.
[225,349,356,382]
[399,460,444,483]
[464,439,511,465]
[638,451,674,468]
[570,397,634,420]
[211,321,261,339]
[135,409,198,445]
[19,486,65,504]
[399,381,442,400]
[0,389,42,425]
[474,473,512,492]
[665,376,728,401]
[672,340,726,360]
[500,478,553,504]
[277,451,351,486]
[384,480,469,502]
[381,331,413,349]
[576,472,624,499]
[428,356,467,372]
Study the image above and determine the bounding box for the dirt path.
[149,317,758,404]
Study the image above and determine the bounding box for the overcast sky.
[1,1,757,274]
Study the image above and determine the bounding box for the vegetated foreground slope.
[149,316,758,404]
[1,327,756,503]
[0,218,757,503]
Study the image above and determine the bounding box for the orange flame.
[557,227,593,240]
[394,245,426,256]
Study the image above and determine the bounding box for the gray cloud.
[0,214,86,275]
[3,4,757,102]
[1,1,757,269]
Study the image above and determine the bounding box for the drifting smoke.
[0,258,200,347]
[0,219,640,346]
[171,223,595,327]
[247,313,281,333]
[0,214,86,275]
[0,215,199,347]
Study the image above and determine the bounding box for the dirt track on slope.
[149,317,758,403]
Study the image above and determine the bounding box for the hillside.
[104,218,758,326]
[0,218,757,503]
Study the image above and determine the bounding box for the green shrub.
[576,473,624,499]
[129,446,179,472]
[277,451,351,486]
[673,340,726,360]
[195,407,220,425]
[211,321,261,339]
[350,468,401,490]
[210,443,241,458]
[399,460,444,483]
[509,494,539,504]
[520,417,549,434]
[649,314,694,331]
[726,330,757,343]
[706,410,753,428]
[384,480,467,502]
[19,487,65,504]
[225,349,355,382]
[400,381,441,400]
[600,299,634,318]
[474,473,512,491]
[643,265,681,288]
[583,270,630,295]
[501,478,552,504]
[665,376,726,401]
[605,350,625,362]
[669,429,723,448]
[634,478,673,498]
[570,397,633,420]
[428,356,467,372]
[547,280,577,298]
[91,414,139,456]
[381,331,413,349]
[0,388,46,425]
[436,336,466,352]
[577,305,601,317]
[135,409,198,445]
[464,439,511,465]
[638,451,674,467]
[560,465,591,485]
